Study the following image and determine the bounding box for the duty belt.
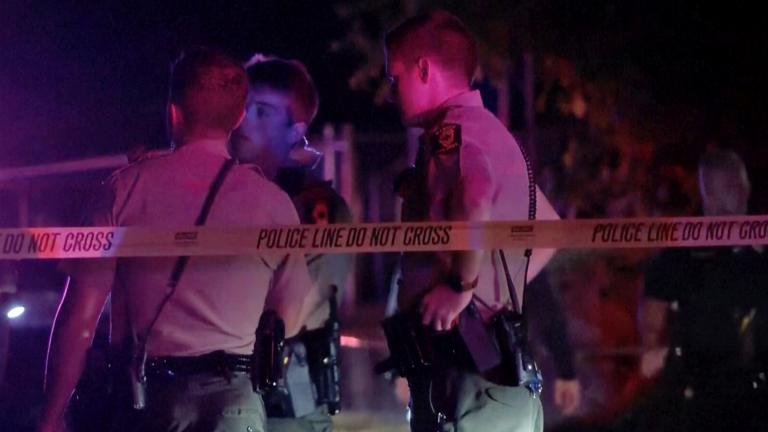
[146,350,251,378]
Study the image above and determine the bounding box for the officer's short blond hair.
[169,48,247,133]
[385,10,478,85]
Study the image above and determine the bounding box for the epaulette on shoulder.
[108,149,172,179]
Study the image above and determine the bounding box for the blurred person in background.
[639,149,768,431]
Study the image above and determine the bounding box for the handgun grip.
[252,310,286,393]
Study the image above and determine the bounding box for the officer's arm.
[638,252,677,378]
[40,180,116,431]
[452,144,560,284]
[639,297,670,378]
[266,252,319,337]
[264,192,321,337]
[40,261,113,431]
[452,143,494,285]
[640,297,669,351]
[420,142,490,330]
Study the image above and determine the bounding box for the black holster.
[378,305,439,378]
[302,316,342,415]
[108,337,148,412]
[251,310,286,393]
[264,338,317,418]
[378,301,495,377]
[377,306,445,429]
[265,312,342,418]
[378,301,542,394]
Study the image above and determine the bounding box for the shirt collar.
[437,89,484,111]
[421,90,483,131]
[175,138,231,159]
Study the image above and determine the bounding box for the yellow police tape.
[1,215,768,259]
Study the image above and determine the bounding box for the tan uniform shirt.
[289,181,354,330]
[400,90,548,319]
[64,142,314,356]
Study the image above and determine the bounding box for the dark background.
[2,1,768,430]
[2,1,766,167]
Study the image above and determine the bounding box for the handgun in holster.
[376,304,444,429]
[251,310,286,393]
[109,336,148,412]
[303,286,342,415]
[128,343,148,409]
[378,300,541,395]
[264,339,317,418]
[377,300,502,376]
[375,299,499,430]
[376,305,437,378]
[265,287,343,418]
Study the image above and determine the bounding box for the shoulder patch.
[431,123,462,155]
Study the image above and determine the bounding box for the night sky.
[1,1,353,166]
[2,1,767,168]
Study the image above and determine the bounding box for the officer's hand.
[420,284,473,331]
[393,377,411,406]
[640,347,668,378]
[554,378,581,416]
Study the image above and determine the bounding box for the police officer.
[231,56,353,432]
[384,11,559,432]
[640,149,768,431]
[38,48,316,432]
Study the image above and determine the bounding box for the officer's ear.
[167,103,183,141]
[233,109,246,130]
[287,121,308,144]
[168,104,181,128]
[416,57,429,83]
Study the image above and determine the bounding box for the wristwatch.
[446,274,479,293]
